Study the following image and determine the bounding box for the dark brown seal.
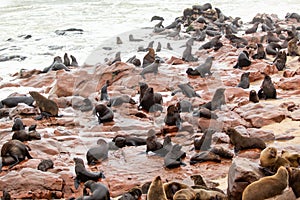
[164,104,181,128]
[100,80,110,101]
[146,130,163,154]
[12,117,25,131]
[107,95,136,107]
[29,91,59,118]
[63,53,70,66]
[139,87,163,112]
[202,88,226,111]
[1,96,34,108]
[237,72,250,89]
[93,104,114,124]
[273,50,287,71]
[190,151,221,165]
[245,22,259,34]
[226,127,266,153]
[147,176,167,200]
[233,50,251,69]
[118,187,142,200]
[112,135,146,148]
[164,144,186,169]
[199,35,222,50]
[252,43,266,59]
[12,129,41,142]
[73,157,105,189]
[287,167,300,198]
[249,90,259,103]
[139,82,163,105]
[258,74,276,100]
[37,159,54,172]
[0,139,32,171]
[79,180,110,200]
[186,56,213,77]
[86,139,108,165]
[142,47,155,68]
[242,166,288,200]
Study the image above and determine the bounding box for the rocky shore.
[0,2,300,200]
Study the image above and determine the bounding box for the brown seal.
[245,22,259,34]
[163,181,190,199]
[146,130,163,154]
[258,74,276,100]
[225,127,266,153]
[80,180,110,200]
[93,104,114,124]
[164,144,186,169]
[37,159,54,172]
[252,43,266,59]
[86,139,108,165]
[287,167,300,198]
[63,53,70,66]
[281,149,300,168]
[73,157,105,189]
[273,50,287,71]
[139,87,163,112]
[287,37,300,56]
[140,59,160,79]
[237,72,250,89]
[11,117,25,131]
[249,90,259,103]
[0,139,32,171]
[12,128,41,142]
[29,91,59,118]
[112,135,146,148]
[139,82,163,105]
[202,88,226,111]
[100,80,110,101]
[147,176,167,200]
[266,42,282,55]
[242,166,288,200]
[199,35,222,50]
[70,55,79,67]
[233,51,251,69]
[173,188,195,200]
[118,187,142,200]
[107,95,136,107]
[259,146,290,173]
[142,47,155,68]
[164,104,181,128]
[186,56,213,77]
[194,188,227,200]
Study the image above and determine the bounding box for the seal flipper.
[74,177,81,189]
[8,155,20,169]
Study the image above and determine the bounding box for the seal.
[242,166,288,200]
[259,146,290,173]
[126,55,141,67]
[80,180,110,200]
[182,43,198,62]
[142,48,155,68]
[129,34,144,42]
[287,167,300,198]
[173,188,195,200]
[73,157,105,189]
[63,53,70,66]
[190,151,221,165]
[237,72,250,89]
[226,127,266,153]
[12,117,25,131]
[140,59,160,79]
[107,95,136,107]
[147,176,167,200]
[164,104,181,128]
[193,107,218,119]
[194,128,215,151]
[29,91,59,119]
[257,74,276,100]
[146,130,163,154]
[186,56,213,77]
[0,139,32,171]
[139,82,163,105]
[112,135,146,148]
[163,182,190,199]
[249,90,259,103]
[245,22,259,34]
[233,50,251,69]
[48,56,70,72]
[225,34,248,48]
[86,139,108,165]
[118,187,142,200]
[116,36,123,44]
[111,51,121,65]
[70,55,79,67]
[156,42,162,52]
[173,83,200,98]
[139,87,158,112]
[252,43,266,59]
[281,149,300,168]
[37,159,54,172]
[12,128,41,142]
[287,37,300,56]
[1,189,11,200]
[199,35,222,50]
[100,80,110,101]
[266,42,282,55]
[194,188,227,200]
[202,88,226,111]
[93,104,114,124]
[177,100,193,113]
[273,50,287,71]
[164,144,186,169]
[167,43,173,50]
[1,96,34,108]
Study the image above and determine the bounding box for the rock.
[227,157,264,200]
[225,87,249,103]
[197,118,224,132]
[247,128,275,141]
[9,103,38,118]
[265,188,297,200]
[0,168,63,199]
[291,109,300,121]
[235,103,288,128]
[277,76,300,90]
[217,110,251,129]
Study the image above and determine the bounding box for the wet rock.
[0,168,63,199]
[227,157,264,200]
[235,103,287,128]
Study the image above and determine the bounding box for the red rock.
[166,56,185,65]
[277,76,300,90]
[291,109,300,121]
[247,128,275,141]
[225,87,249,103]
[0,82,20,89]
[20,72,56,88]
[197,118,224,132]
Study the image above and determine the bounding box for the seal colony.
[0,2,300,199]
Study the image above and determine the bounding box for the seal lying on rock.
[77,180,110,200]
[73,157,105,189]
[164,144,186,169]
[118,187,142,200]
[237,72,250,89]
[112,135,146,148]
[12,127,41,142]
[172,83,200,98]
[29,91,59,119]
[107,95,136,107]
[86,139,109,165]
[93,104,114,124]
[139,82,163,105]
[273,50,287,71]
[0,139,32,171]
[190,151,221,165]
[42,56,70,73]
[37,159,54,172]
[164,104,181,128]
[139,87,163,112]
[186,56,213,77]
[1,96,34,108]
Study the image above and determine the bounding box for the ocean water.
[0,0,299,76]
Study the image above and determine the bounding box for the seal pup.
[29,91,59,119]
[186,56,213,77]
[164,144,186,169]
[260,147,290,173]
[111,51,121,64]
[163,182,190,200]
[202,88,226,111]
[233,51,251,69]
[142,48,155,68]
[86,139,108,165]
[182,43,198,62]
[242,166,288,200]
[252,43,266,59]
[107,95,136,107]
[1,95,34,108]
[287,167,300,198]
[12,126,41,142]
[245,22,259,34]
[93,104,114,124]
[12,117,25,131]
[70,55,79,67]
[73,157,105,189]
[140,59,160,79]
[156,42,162,52]
[0,139,32,170]
[126,55,141,67]
[100,80,110,101]
[249,90,259,103]
[116,36,123,44]
[237,72,250,89]
[80,180,110,200]
[257,74,276,100]
[146,130,163,154]
[63,53,70,66]
[281,150,300,168]
[129,34,143,42]
[266,31,280,43]
[226,127,266,153]
[164,104,181,128]
[37,159,54,172]
[119,187,142,200]
[177,100,193,113]
[147,176,167,200]
[167,42,173,50]
[273,50,287,71]
[139,87,162,112]
[172,83,200,98]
